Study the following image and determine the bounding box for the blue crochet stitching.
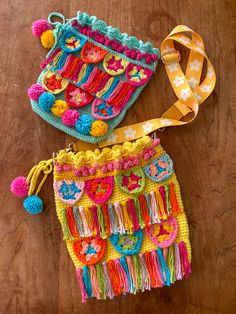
[59,181,81,200]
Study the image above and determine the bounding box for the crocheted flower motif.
[54,180,84,205]
[81,42,108,63]
[73,237,106,265]
[65,83,94,108]
[92,98,120,120]
[42,71,68,94]
[109,230,143,255]
[115,169,145,194]
[143,154,173,182]
[126,64,153,86]
[60,30,86,52]
[145,218,178,248]
[103,53,129,76]
[85,177,114,204]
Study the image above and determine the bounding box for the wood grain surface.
[0,0,235,313]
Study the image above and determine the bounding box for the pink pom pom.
[62,110,80,127]
[32,19,52,38]
[11,176,29,198]
[27,84,45,101]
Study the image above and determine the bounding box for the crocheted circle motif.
[115,168,145,194]
[145,217,178,248]
[42,71,68,94]
[143,153,173,182]
[92,98,120,120]
[60,30,87,52]
[81,42,108,63]
[73,237,106,265]
[65,83,94,108]
[109,230,143,255]
[126,63,153,86]
[103,53,129,76]
[85,177,114,204]
[54,180,84,205]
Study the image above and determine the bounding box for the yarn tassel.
[90,265,100,299]
[63,57,82,80]
[151,250,164,287]
[159,186,168,217]
[79,206,91,237]
[121,202,133,234]
[80,67,102,92]
[40,48,62,69]
[157,248,171,286]
[120,256,133,293]
[179,241,191,278]
[169,182,181,214]
[126,256,137,292]
[84,208,94,236]
[107,259,122,296]
[102,262,114,299]
[54,51,69,70]
[73,207,85,237]
[114,202,126,234]
[150,191,161,223]
[95,264,106,299]
[76,268,88,303]
[127,199,140,231]
[164,185,171,215]
[138,195,152,226]
[145,193,155,224]
[101,204,111,236]
[175,243,183,280]
[96,77,114,98]
[102,77,119,100]
[66,207,79,238]
[155,189,167,220]
[107,81,136,109]
[77,63,88,83]
[97,206,107,239]
[88,72,111,94]
[108,204,119,234]
[61,208,73,240]
[133,198,145,228]
[57,54,75,77]
[167,246,176,283]
[139,253,151,291]
[91,205,101,238]
[82,266,93,298]
[79,64,93,84]
[132,255,142,291]
[115,258,129,294]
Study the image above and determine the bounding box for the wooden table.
[1,0,235,313]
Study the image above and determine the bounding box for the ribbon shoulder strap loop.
[98,25,216,148]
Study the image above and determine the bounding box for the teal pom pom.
[75,115,93,135]
[23,195,43,214]
[38,92,55,112]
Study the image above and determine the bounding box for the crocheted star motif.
[45,73,63,91]
[59,181,81,200]
[107,56,124,71]
[122,173,142,191]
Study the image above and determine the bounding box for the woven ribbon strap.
[73,25,216,151]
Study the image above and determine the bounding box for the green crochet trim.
[77,11,159,55]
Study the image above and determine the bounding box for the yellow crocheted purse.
[11,26,216,302]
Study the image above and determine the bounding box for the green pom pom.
[23,195,43,215]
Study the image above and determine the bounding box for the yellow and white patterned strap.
[98,25,216,148]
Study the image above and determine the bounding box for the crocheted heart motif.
[73,237,106,265]
[81,42,108,63]
[109,230,143,255]
[42,71,68,94]
[65,83,94,108]
[92,98,120,120]
[143,153,173,182]
[60,30,87,52]
[54,180,84,205]
[85,177,114,204]
[115,169,145,194]
[145,217,178,248]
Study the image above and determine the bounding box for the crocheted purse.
[11,25,216,302]
[29,11,159,143]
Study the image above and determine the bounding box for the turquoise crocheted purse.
[28,11,160,144]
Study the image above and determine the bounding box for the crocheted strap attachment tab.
[92,25,216,148]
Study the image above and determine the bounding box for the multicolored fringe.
[61,182,181,240]
[76,242,191,302]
